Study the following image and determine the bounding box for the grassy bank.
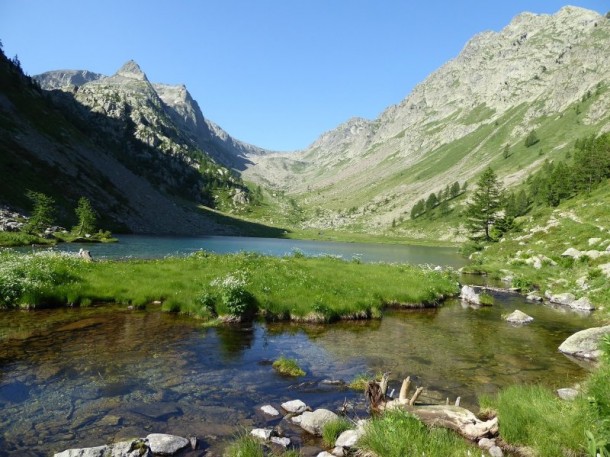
[0,250,458,321]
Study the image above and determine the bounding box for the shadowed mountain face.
[35,61,272,171]
[2,54,283,236]
[242,7,610,234]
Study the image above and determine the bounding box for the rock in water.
[292,409,339,435]
[145,433,189,455]
[559,326,610,360]
[504,310,534,324]
[460,285,481,305]
[281,399,308,414]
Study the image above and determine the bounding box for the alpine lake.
[0,236,596,456]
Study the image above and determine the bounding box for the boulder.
[54,446,108,457]
[260,405,280,416]
[146,434,189,455]
[526,293,543,302]
[460,285,481,305]
[335,428,364,448]
[478,438,496,450]
[569,297,595,311]
[559,325,610,360]
[489,446,504,457]
[292,408,339,435]
[557,388,579,401]
[504,310,534,324]
[281,399,308,414]
[561,248,582,259]
[548,292,575,306]
[588,238,601,246]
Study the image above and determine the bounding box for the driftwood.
[368,374,498,441]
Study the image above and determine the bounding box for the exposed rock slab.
[146,433,189,455]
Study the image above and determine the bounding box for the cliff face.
[242,7,610,233]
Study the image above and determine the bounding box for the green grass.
[322,418,352,448]
[272,357,305,377]
[223,433,300,457]
[348,371,383,391]
[0,250,459,320]
[357,409,475,457]
[0,232,55,247]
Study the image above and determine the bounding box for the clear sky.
[0,1,606,151]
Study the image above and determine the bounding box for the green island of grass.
[0,250,458,320]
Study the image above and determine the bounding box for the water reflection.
[0,294,594,456]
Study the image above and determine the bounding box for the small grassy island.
[0,250,457,319]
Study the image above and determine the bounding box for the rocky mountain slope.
[242,6,610,237]
[0,51,278,235]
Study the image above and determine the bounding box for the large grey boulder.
[145,434,189,455]
[292,408,339,435]
[570,297,595,311]
[559,326,610,360]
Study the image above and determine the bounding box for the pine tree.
[503,144,510,159]
[425,192,439,212]
[410,199,425,219]
[24,191,56,234]
[464,168,505,241]
[73,197,97,236]
[524,130,540,148]
[450,181,461,198]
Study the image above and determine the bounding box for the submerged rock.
[559,325,610,360]
[504,310,534,324]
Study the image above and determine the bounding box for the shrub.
[211,273,257,318]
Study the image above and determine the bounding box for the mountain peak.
[115,60,148,81]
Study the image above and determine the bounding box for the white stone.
[293,409,339,435]
[478,438,496,450]
[281,399,308,414]
[146,434,189,455]
[251,428,273,440]
[561,248,582,259]
[599,263,610,278]
[557,388,579,401]
[585,250,601,259]
[270,436,291,447]
[505,310,534,324]
[316,452,335,457]
[260,405,280,416]
[489,446,504,457]
[526,293,543,302]
[460,285,480,305]
[588,237,601,246]
[335,428,364,448]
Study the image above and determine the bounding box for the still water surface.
[21,235,466,267]
[0,292,593,456]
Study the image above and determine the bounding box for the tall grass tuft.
[272,356,305,377]
[357,409,473,457]
[322,418,352,448]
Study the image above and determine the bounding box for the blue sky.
[1,1,606,151]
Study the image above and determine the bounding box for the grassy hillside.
[465,182,610,316]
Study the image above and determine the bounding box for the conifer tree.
[464,168,504,241]
[73,197,97,236]
[24,191,56,234]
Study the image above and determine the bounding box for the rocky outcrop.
[242,7,610,233]
[559,325,610,360]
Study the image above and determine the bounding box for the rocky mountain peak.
[114,60,148,81]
